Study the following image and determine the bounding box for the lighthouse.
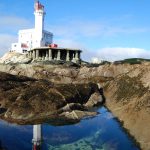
[34,1,45,48]
[32,124,42,150]
[11,0,82,64]
[11,1,53,53]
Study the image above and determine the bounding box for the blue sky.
[1,0,150,61]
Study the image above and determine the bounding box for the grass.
[114,58,150,65]
[114,75,148,102]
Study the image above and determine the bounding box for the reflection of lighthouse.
[32,125,42,150]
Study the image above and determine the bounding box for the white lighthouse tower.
[33,0,45,48]
[11,0,53,53]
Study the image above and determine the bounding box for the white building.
[11,1,53,53]
[91,57,103,64]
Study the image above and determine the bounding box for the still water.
[0,107,140,150]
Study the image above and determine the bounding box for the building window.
[23,50,27,53]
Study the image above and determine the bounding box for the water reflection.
[0,107,141,150]
[32,125,42,150]
[31,107,140,150]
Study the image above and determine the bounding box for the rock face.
[0,71,102,124]
[103,63,150,150]
[0,54,150,150]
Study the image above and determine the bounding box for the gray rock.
[85,92,103,108]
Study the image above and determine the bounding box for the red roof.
[35,1,44,11]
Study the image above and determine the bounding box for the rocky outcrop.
[0,61,141,84]
[0,71,102,124]
[0,52,31,64]
[103,63,150,150]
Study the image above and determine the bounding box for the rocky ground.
[0,52,150,150]
[103,63,150,150]
[0,71,103,125]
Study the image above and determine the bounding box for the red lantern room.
[34,1,44,11]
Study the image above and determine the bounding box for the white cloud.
[48,19,150,62]
[0,15,32,57]
[88,47,150,62]
[48,19,149,39]
[0,15,32,31]
[48,20,104,38]
[0,34,17,56]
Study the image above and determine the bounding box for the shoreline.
[0,105,142,150]
[105,105,142,150]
